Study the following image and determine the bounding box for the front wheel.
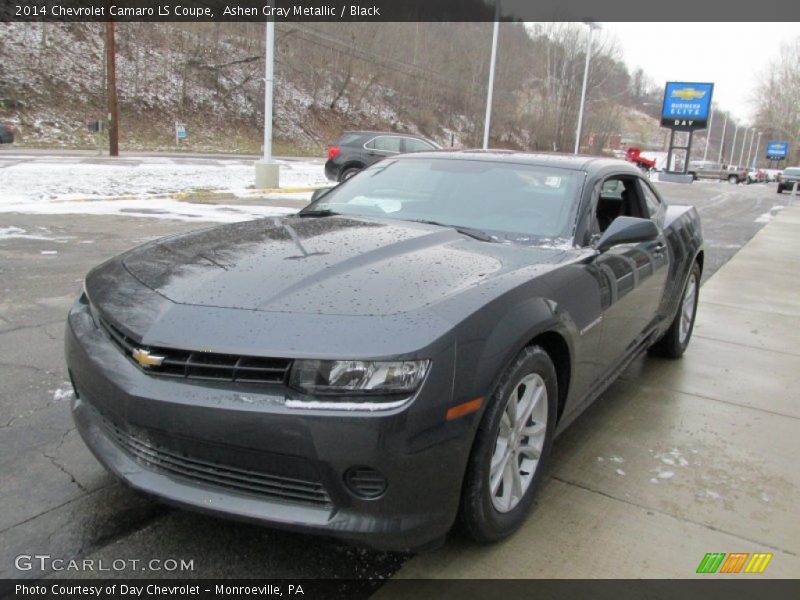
[777,185,784,194]
[728,175,739,184]
[649,261,700,358]
[459,346,557,543]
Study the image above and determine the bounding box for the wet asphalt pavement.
[0,178,792,581]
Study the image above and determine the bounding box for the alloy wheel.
[489,373,548,513]
[679,272,698,345]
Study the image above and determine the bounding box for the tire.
[649,261,701,359]
[777,185,784,194]
[459,346,558,543]
[689,172,697,181]
[728,175,738,184]
[339,167,361,182]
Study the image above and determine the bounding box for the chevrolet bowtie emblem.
[671,87,706,100]
[132,348,165,368]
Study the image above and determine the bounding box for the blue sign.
[661,82,714,129]
[766,141,789,160]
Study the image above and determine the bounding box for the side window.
[366,136,402,153]
[595,176,646,233]
[403,138,435,153]
[639,180,662,218]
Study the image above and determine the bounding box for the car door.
[363,136,402,166]
[589,174,670,375]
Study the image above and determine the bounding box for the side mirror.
[310,187,334,203]
[596,216,659,253]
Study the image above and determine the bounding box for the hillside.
[0,22,666,156]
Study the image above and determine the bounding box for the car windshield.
[307,157,582,243]
[784,168,800,176]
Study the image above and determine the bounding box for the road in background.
[0,177,791,580]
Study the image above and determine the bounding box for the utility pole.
[702,105,714,162]
[717,113,728,164]
[105,21,119,157]
[482,0,501,150]
[574,22,600,155]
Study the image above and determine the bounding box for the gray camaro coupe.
[66,152,703,550]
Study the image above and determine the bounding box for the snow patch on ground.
[0,157,327,202]
[0,226,71,242]
[755,205,785,224]
[0,197,298,223]
[0,157,325,222]
[51,386,74,402]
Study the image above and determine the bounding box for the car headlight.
[289,359,430,396]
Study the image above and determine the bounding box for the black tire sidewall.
[460,346,558,542]
[340,168,360,182]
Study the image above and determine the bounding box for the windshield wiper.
[410,219,495,242]
[296,208,339,217]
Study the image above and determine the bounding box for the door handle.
[652,242,666,257]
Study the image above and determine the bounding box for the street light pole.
[717,113,728,164]
[728,124,738,165]
[702,105,714,162]
[263,20,274,163]
[745,128,755,169]
[738,127,748,168]
[751,131,762,170]
[482,1,501,150]
[574,22,599,155]
[255,19,279,188]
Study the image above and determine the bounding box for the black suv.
[324,131,440,182]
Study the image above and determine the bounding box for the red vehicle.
[625,147,656,171]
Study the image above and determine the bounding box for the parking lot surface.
[0,178,795,581]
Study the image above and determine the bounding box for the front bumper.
[66,297,470,551]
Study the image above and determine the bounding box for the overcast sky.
[601,23,798,123]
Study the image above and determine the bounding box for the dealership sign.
[766,141,789,160]
[660,82,714,130]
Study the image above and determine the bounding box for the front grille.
[98,315,292,384]
[96,412,331,506]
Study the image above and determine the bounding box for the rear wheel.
[649,261,700,358]
[339,167,361,182]
[460,346,557,543]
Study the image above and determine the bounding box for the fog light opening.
[343,466,387,500]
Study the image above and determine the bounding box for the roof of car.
[392,150,643,174]
[343,130,429,138]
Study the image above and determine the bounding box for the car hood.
[119,215,573,317]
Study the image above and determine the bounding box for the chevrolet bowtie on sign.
[132,348,165,368]
[696,552,773,574]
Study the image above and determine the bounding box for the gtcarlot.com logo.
[696,552,772,574]
[15,554,194,572]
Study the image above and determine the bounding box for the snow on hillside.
[0,22,458,151]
